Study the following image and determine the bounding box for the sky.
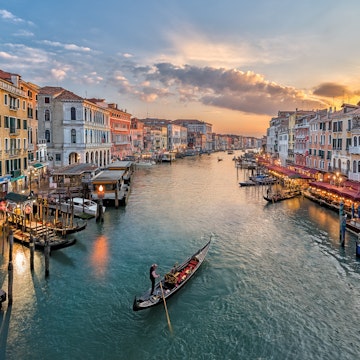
[1,0,360,137]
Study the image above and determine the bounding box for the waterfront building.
[167,123,187,152]
[0,70,30,194]
[130,117,145,154]
[141,118,169,152]
[87,100,131,161]
[108,103,131,160]
[266,111,293,160]
[172,119,213,151]
[287,112,297,165]
[278,119,289,166]
[308,109,332,178]
[187,131,205,152]
[37,87,111,169]
[344,105,360,182]
[330,103,359,178]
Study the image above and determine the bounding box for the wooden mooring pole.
[30,234,35,271]
[44,236,50,277]
[8,230,13,305]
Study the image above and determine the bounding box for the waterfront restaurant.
[307,180,360,214]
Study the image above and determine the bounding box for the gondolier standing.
[150,264,160,295]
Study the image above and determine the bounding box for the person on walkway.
[149,263,160,295]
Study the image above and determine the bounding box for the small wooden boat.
[263,190,301,203]
[133,238,211,311]
[52,219,87,235]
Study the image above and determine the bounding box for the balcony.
[348,146,360,154]
[9,127,20,136]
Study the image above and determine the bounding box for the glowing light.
[90,235,108,278]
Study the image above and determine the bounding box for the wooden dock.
[9,221,76,251]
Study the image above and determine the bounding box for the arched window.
[353,160,357,173]
[71,107,76,120]
[45,109,50,121]
[354,137,358,147]
[71,129,76,143]
[45,130,51,143]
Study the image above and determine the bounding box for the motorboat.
[55,197,105,217]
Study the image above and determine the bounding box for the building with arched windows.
[37,87,111,169]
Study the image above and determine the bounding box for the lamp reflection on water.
[90,235,108,278]
[14,251,27,275]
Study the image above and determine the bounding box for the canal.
[1,152,360,359]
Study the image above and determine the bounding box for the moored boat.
[53,197,105,217]
[133,238,211,311]
[263,190,301,203]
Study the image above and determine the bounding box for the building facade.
[38,87,111,169]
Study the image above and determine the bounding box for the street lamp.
[96,184,104,222]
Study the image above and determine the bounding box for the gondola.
[132,238,211,311]
[263,190,301,203]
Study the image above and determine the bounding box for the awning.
[11,175,25,182]
[33,163,45,169]
[5,192,29,203]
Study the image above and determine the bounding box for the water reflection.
[14,251,27,275]
[90,235,109,278]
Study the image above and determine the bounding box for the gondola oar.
[159,280,173,333]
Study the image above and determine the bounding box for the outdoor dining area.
[306,180,360,215]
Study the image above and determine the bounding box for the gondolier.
[149,264,160,295]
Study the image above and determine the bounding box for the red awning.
[310,181,360,201]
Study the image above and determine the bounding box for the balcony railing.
[348,146,360,154]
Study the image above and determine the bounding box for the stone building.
[37,87,111,169]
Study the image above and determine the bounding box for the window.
[71,129,76,143]
[45,109,50,121]
[45,130,51,143]
[55,153,61,161]
[4,94,8,105]
[4,116,9,128]
[71,107,76,120]
[355,137,358,147]
[45,97,50,103]
[338,121,343,131]
[10,117,16,133]
[337,138,342,150]
[17,118,21,129]
[23,119,27,129]
[346,138,351,150]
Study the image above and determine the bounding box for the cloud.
[313,82,349,98]
[0,9,34,25]
[0,51,16,60]
[130,63,328,115]
[14,29,34,37]
[42,40,91,52]
[51,68,67,81]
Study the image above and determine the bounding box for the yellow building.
[0,70,32,195]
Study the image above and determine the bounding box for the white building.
[38,87,111,169]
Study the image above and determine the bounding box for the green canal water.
[1,152,360,359]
